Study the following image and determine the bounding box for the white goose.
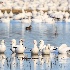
[0,40,6,53]
[31,40,39,55]
[1,17,10,23]
[42,44,50,55]
[58,44,70,54]
[32,14,43,23]
[65,17,70,23]
[39,40,45,52]
[11,39,17,53]
[4,11,9,18]
[21,17,31,24]
[48,44,58,53]
[42,44,58,54]
[16,39,26,54]
[0,10,3,18]
[9,10,13,18]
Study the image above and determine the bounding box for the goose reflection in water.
[17,54,26,70]
[0,54,6,70]
[38,55,44,70]
[31,55,38,70]
[58,54,68,63]
[58,54,69,70]
[10,53,16,70]
[43,55,50,67]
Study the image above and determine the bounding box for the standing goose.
[9,9,13,18]
[11,39,17,53]
[16,39,26,54]
[42,44,50,55]
[39,40,45,52]
[42,44,58,54]
[0,10,3,18]
[0,40,6,53]
[31,40,39,55]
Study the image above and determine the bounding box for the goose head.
[39,40,44,45]
[11,39,16,46]
[33,40,38,48]
[47,44,50,48]
[1,40,5,45]
[19,39,23,45]
[45,44,50,50]
[33,40,37,45]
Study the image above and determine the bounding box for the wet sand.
[0,9,48,14]
[0,9,70,14]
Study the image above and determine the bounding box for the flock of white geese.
[0,39,70,55]
[0,9,70,24]
[0,0,70,24]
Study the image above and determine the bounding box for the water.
[0,20,70,70]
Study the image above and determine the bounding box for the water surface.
[0,21,70,70]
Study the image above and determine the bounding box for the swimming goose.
[39,40,45,52]
[42,44,58,54]
[4,11,9,18]
[0,40,6,53]
[48,44,58,53]
[58,44,70,54]
[1,17,10,23]
[42,44,50,55]
[31,40,39,55]
[21,17,31,23]
[11,39,17,53]
[16,39,26,54]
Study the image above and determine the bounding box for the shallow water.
[0,21,70,70]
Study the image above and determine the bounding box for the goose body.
[16,39,26,54]
[42,44,58,54]
[1,17,10,23]
[58,44,70,54]
[16,45,26,54]
[42,44,50,55]
[0,10,3,18]
[11,39,26,54]
[21,17,31,23]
